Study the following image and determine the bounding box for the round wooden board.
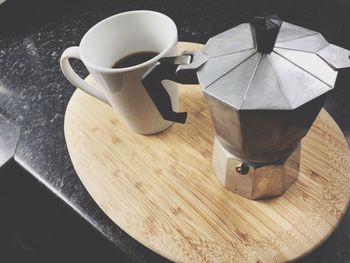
[64,42,350,262]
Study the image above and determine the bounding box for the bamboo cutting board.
[64,42,350,262]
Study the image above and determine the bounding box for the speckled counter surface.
[0,0,349,262]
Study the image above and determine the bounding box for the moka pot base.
[212,137,301,199]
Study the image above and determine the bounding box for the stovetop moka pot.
[142,15,350,164]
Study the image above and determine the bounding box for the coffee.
[112,51,159,68]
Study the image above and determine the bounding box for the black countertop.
[0,0,350,262]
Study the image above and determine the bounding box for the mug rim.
[79,10,178,73]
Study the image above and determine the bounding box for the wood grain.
[64,42,350,262]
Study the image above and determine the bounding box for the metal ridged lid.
[197,19,350,110]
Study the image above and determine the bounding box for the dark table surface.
[1,0,350,262]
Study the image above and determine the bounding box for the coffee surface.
[112,51,159,68]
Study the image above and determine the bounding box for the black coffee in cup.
[112,51,159,68]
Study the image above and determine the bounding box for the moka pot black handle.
[141,54,199,124]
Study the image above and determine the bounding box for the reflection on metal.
[275,33,329,53]
[273,48,337,87]
[0,113,20,166]
[317,44,350,70]
[275,22,317,43]
[198,50,258,99]
[203,24,254,58]
[268,51,331,109]
[197,49,256,88]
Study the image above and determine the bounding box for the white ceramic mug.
[60,10,179,134]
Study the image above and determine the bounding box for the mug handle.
[60,46,109,104]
